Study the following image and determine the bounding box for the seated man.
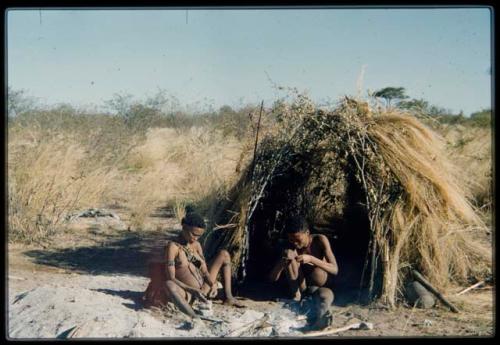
[269,215,339,330]
[143,209,244,318]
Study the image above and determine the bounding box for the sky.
[7,8,492,115]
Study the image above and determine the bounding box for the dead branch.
[412,270,460,313]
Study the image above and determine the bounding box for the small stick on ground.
[456,281,485,296]
[300,322,374,337]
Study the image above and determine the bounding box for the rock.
[405,281,435,309]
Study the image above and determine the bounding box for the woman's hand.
[208,283,218,298]
[192,289,209,303]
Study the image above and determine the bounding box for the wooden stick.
[456,281,485,296]
[301,322,374,337]
[9,275,27,281]
[199,316,225,324]
[250,100,264,179]
[412,270,460,313]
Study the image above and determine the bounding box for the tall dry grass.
[438,125,492,212]
[123,126,248,228]
[8,109,253,243]
[8,132,119,243]
[367,113,490,305]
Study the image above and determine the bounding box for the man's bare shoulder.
[313,234,331,247]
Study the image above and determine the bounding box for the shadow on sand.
[91,288,145,311]
[23,230,179,277]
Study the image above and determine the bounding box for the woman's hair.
[284,214,309,234]
[181,206,206,229]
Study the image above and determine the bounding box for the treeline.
[8,87,492,134]
[7,89,255,140]
[372,86,492,127]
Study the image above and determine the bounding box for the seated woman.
[143,209,244,318]
[269,215,339,330]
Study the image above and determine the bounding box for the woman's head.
[181,210,206,244]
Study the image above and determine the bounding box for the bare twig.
[456,281,485,296]
[300,322,374,337]
[213,223,238,230]
[250,101,264,179]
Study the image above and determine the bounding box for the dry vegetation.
[7,104,256,243]
[7,94,493,288]
[201,94,492,308]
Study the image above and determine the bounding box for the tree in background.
[373,87,409,108]
[470,109,491,127]
[398,98,430,113]
[7,87,37,118]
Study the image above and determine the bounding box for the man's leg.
[310,287,334,330]
[283,249,306,301]
[308,266,329,287]
[165,280,198,318]
[207,249,243,306]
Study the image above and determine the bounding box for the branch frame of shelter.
[203,94,490,309]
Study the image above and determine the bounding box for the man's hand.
[296,254,314,265]
[282,249,298,262]
[208,284,218,298]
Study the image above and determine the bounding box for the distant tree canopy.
[470,109,491,127]
[7,87,37,118]
[373,87,409,108]
[398,98,430,112]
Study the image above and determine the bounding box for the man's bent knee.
[317,287,334,303]
[309,268,328,286]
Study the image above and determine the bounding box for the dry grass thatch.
[205,96,491,307]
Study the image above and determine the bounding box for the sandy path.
[7,216,494,338]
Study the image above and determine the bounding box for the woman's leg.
[165,280,198,318]
[207,249,243,306]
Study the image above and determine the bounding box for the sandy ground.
[7,212,495,339]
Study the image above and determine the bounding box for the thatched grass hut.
[202,96,491,308]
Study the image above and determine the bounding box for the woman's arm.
[196,242,216,287]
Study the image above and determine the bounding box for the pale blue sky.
[7,8,492,115]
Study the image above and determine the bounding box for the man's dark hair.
[181,208,206,229]
[284,215,309,234]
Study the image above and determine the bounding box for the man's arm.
[297,235,339,275]
[269,258,287,282]
[165,242,205,294]
[269,249,298,282]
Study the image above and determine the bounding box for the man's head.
[285,215,310,249]
[181,210,206,244]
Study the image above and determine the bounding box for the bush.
[469,109,491,127]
